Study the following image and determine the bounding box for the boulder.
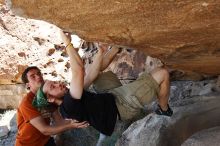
[182,127,220,146]
[0,126,9,139]
[116,95,220,146]
[9,0,220,77]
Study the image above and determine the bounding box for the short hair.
[21,66,41,84]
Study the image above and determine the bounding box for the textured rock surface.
[182,127,220,146]
[0,6,66,84]
[0,126,9,138]
[0,84,26,109]
[116,95,220,146]
[82,44,150,80]
[55,120,131,146]
[9,0,220,76]
[0,5,156,84]
[0,110,16,146]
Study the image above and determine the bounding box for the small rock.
[58,58,64,62]
[51,71,57,77]
[65,62,70,69]
[54,44,65,51]
[33,37,45,45]
[17,52,26,58]
[43,60,55,68]
[0,126,9,139]
[61,51,68,57]
[47,48,55,56]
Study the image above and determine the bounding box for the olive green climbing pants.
[91,71,159,121]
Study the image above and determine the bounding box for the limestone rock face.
[10,0,220,76]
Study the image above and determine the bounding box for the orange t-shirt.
[15,92,50,146]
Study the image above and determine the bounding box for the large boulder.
[8,0,220,77]
[115,78,220,146]
[116,95,220,146]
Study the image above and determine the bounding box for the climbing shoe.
[155,104,173,117]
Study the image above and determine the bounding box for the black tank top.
[59,90,118,136]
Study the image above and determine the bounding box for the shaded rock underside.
[8,0,220,77]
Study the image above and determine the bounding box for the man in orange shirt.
[15,66,88,146]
